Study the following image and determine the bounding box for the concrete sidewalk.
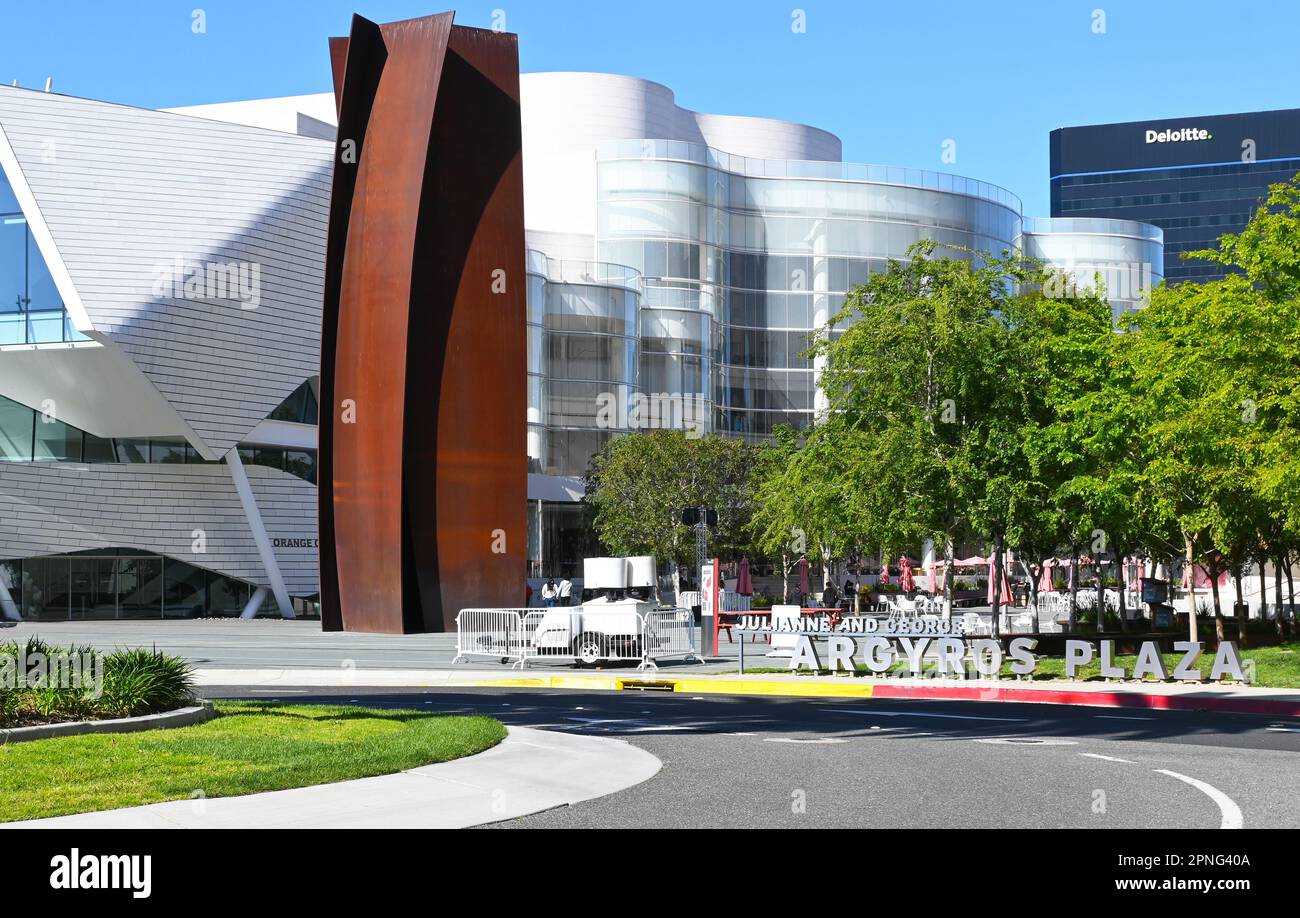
[4,726,662,829]
[192,666,1300,717]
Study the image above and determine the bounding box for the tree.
[583,430,758,598]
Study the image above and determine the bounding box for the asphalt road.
[207,685,1300,829]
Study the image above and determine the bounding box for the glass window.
[0,170,19,213]
[0,396,34,461]
[163,559,208,618]
[26,232,62,312]
[114,439,150,463]
[69,557,116,620]
[253,447,285,470]
[116,557,162,619]
[151,438,187,464]
[82,432,115,463]
[1,215,26,314]
[33,418,82,461]
[284,449,317,484]
[23,556,70,620]
[206,572,249,616]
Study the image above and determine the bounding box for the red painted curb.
[869,683,1300,717]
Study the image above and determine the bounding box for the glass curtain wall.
[0,551,289,620]
[596,141,1023,441]
[525,250,641,477]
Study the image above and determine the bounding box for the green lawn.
[0,702,506,823]
[742,641,1300,688]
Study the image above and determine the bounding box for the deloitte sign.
[1145,126,1212,144]
[734,613,1248,682]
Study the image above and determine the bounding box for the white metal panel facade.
[0,86,333,455]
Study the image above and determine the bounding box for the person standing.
[542,579,557,607]
[558,576,573,607]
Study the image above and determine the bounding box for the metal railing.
[454,606,703,672]
[452,608,532,664]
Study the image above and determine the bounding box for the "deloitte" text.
[1145,126,1211,144]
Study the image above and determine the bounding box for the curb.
[0,701,216,745]
[868,683,1300,717]
[458,674,1300,716]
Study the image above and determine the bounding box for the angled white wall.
[0,86,333,457]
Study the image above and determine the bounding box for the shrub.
[0,641,194,729]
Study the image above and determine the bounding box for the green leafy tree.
[584,429,758,598]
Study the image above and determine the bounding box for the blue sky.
[2,0,1297,215]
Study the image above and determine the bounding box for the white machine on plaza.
[529,556,658,664]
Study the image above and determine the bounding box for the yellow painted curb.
[668,679,875,698]
[453,673,876,699]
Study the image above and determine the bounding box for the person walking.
[558,576,573,607]
[542,579,558,607]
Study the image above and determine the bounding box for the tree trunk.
[1117,553,1129,633]
[1276,553,1286,639]
[781,552,790,605]
[1068,541,1079,632]
[943,537,955,620]
[990,532,1005,640]
[1209,560,1225,642]
[1185,533,1199,644]
[1286,556,1296,638]
[1259,555,1269,629]
[1096,553,1106,635]
[1234,564,1248,647]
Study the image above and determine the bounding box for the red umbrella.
[988,557,1013,606]
[1038,559,1054,593]
[797,557,810,597]
[879,559,890,587]
[899,556,915,593]
[737,557,753,596]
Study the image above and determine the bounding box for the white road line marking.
[765,737,848,745]
[1080,752,1135,764]
[824,708,1025,722]
[1096,715,1154,721]
[1154,769,1243,829]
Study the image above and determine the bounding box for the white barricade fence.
[453,608,528,664]
[456,606,705,671]
[641,608,702,668]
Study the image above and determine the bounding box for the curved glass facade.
[595,140,1023,439]
[1021,217,1164,318]
[525,250,642,476]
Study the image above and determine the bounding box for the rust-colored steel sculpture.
[319,12,526,633]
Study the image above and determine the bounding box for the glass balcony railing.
[0,309,90,346]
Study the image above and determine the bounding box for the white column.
[226,448,296,619]
[240,585,269,620]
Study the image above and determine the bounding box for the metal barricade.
[641,608,703,670]
[518,609,648,669]
[457,605,706,671]
[452,608,527,664]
